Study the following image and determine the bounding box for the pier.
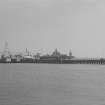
[0,43,105,64]
[0,58,105,65]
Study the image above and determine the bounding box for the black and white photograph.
[0,0,105,105]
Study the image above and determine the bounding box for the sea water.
[0,64,105,105]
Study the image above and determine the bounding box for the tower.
[25,48,30,56]
[52,48,60,56]
[69,50,72,57]
[2,42,10,57]
[4,42,9,52]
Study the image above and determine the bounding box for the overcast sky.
[0,0,105,57]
